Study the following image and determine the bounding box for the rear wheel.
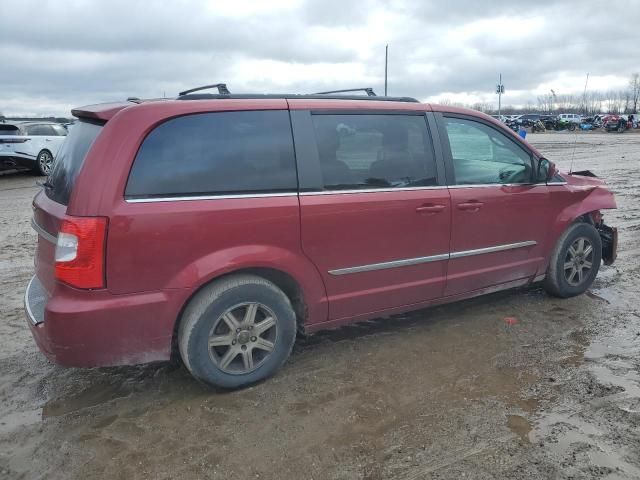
[34,150,53,176]
[544,223,602,298]
[178,274,297,389]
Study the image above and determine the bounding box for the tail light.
[55,216,108,289]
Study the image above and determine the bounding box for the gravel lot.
[1,132,639,480]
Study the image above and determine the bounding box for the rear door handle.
[416,204,446,214]
[456,201,484,211]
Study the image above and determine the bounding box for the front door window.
[443,117,533,185]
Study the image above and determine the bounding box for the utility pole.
[496,73,504,117]
[384,44,388,96]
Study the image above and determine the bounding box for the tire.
[543,222,602,298]
[178,274,297,389]
[34,150,54,176]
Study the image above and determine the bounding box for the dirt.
[1,132,639,479]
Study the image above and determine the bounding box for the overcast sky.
[1,0,638,116]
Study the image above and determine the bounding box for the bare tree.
[630,73,640,114]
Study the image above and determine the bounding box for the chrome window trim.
[124,182,567,202]
[125,192,297,203]
[448,182,567,189]
[328,240,537,275]
[31,217,57,243]
[300,186,446,196]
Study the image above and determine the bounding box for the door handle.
[416,204,446,214]
[456,201,484,211]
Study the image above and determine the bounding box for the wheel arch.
[543,185,616,271]
[170,264,325,361]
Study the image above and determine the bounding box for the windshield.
[46,119,103,205]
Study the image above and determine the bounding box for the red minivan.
[25,87,618,388]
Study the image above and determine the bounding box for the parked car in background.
[490,114,508,123]
[516,114,542,127]
[557,113,581,124]
[25,87,618,389]
[603,114,630,132]
[0,121,68,175]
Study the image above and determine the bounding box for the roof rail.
[179,83,230,96]
[175,93,420,102]
[126,97,142,103]
[314,87,376,97]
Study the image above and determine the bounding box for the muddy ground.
[1,132,639,480]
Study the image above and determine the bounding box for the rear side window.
[26,125,56,136]
[310,114,437,190]
[125,110,297,199]
[47,119,103,205]
[0,125,22,135]
[51,125,68,136]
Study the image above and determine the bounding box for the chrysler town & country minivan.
[25,87,618,388]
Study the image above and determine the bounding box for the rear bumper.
[25,275,186,367]
[0,151,36,168]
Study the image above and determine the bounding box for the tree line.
[441,73,640,116]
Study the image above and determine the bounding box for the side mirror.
[537,158,557,183]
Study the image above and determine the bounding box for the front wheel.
[544,222,602,298]
[34,150,53,176]
[178,274,297,389]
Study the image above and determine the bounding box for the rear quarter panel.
[106,196,328,325]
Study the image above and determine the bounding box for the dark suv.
[25,86,618,389]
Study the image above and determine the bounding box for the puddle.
[529,314,640,477]
[506,414,532,443]
[586,290,611,304]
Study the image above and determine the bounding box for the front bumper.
[24,275,186,367]
[598,224,618,265]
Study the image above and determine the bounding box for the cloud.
[1,0,638,116]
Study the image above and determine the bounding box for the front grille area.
[25,276,48,325]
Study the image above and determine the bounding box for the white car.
[0,121,68,175]
[557,113,582,124]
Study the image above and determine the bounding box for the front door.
[438,115,552,296]
[294,110,451,321]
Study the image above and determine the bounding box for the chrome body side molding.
[328,240,537,276]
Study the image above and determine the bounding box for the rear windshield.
[46,119,103,205]
[0,125,22,135]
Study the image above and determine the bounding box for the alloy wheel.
[564,237,594,286]
[207,302,277,374]
[38,151,53,176]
